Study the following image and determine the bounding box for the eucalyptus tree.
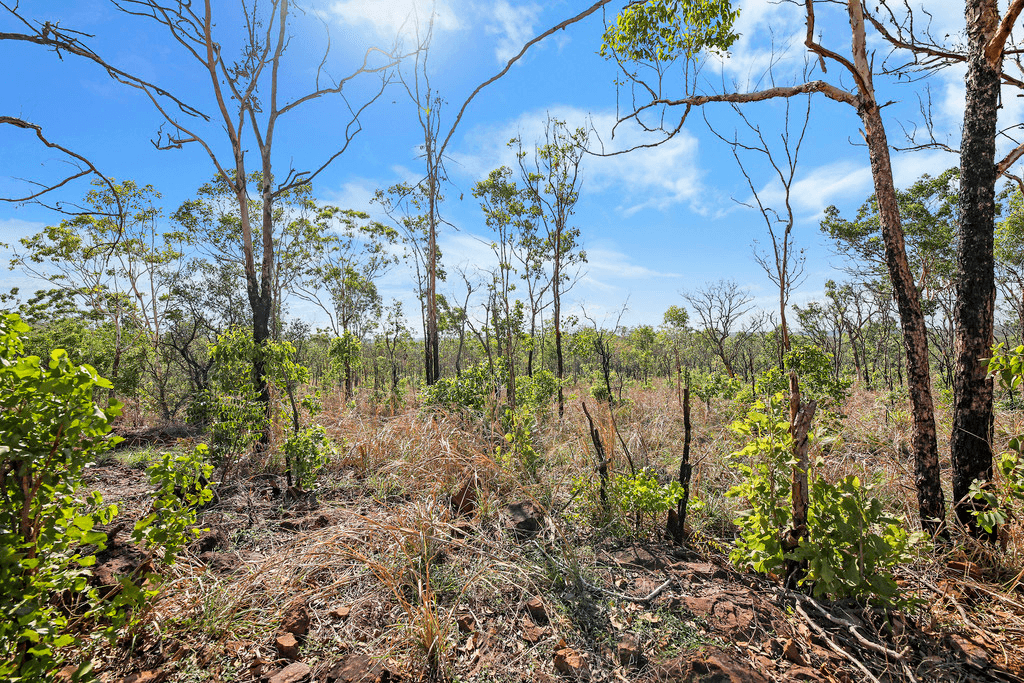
[474,166,540,409]
[107,0,399,434]
[864,0,1024,534]
[291,208,398,397]
[822,169,960,387]
[374,182,444,357]
[172,176,330,339]
[10,180,182,414]
[601,0,948,533]
[515,118,589,417]
[996,193,1024,343]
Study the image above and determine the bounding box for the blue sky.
[0,0,998,332]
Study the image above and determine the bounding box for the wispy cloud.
[449,104,711,216]
[483,1,542,63]
[325,0,462,43]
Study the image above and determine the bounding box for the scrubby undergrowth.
[59,384,1024,682]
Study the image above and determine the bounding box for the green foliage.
[282,425,337,489]
[794,475,915,603]
[329,331,363,382]
[133,445,214,565]
[691,370,744,406]
[726,394,915,603]
[611,468,686,529]
[205,326,311,468]
[974,344,1024,532]
[726,395,795,574]
[421,358,506,413]
[601,0,740,62]
[756,343,852,410]
[497,407,543,480]
[0,313,123,680]
[518,369,559,415]
[568,468,691,535]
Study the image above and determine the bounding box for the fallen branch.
[795,602,881,683]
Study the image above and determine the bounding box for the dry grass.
[86,379,1024,681]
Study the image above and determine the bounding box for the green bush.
[282,425,337,489]
[611,468,686,530]
[133,445,214,565]
[0,313,212,680]
[726,394,916,604]
[421,358,506,412]
[974,344,1024,532]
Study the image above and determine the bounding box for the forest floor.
[76,388,1024,683]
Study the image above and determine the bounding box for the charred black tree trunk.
[952,0,999,536]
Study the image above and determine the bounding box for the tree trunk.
[425,165,440,386]
[860,100,946,536]
[554,255,565,418]
[785,372,816,588]
[952,0,999,536]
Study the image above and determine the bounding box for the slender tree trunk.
[952,0,999,535]
[425,164,440,385]
[860,101,946,536]
[554,254,565,418]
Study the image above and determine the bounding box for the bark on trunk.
[952,0,999,536]
[554,255,565,418]
[860,101,947,536]
[785,372,816,589]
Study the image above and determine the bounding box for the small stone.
[553,647,589,678]
[326,654,387,683]
[114,672,164,683]
[275,632,300,660]
[269,662,311,683]
[330,605,352,619]
[451,475,478,516]
[505,501,544,539]
[56,665,79,682]
[281,602,311,636]
[457,614,475,633]
[616,635,643,667]
[522,618,547,644]
[200,551,239,573]
[526,596,547,622]
[193,529,228,553]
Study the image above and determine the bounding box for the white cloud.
[708,0,805,85]
[325,0,548,64]
[326,0,462,43]
[482,1,542,63]
[585,247,681,280]
[321,177,379,214]
[450,105,709,216]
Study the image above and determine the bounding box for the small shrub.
[0,314,122,680]
[610,468,686,531]
[133,445,214,565]
[726,393,917,603]
[282,425,337,489]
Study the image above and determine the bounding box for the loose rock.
[505,501,544,538]
[275,632,300,660]
[268,662,311,683]
[281,602,311,636]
